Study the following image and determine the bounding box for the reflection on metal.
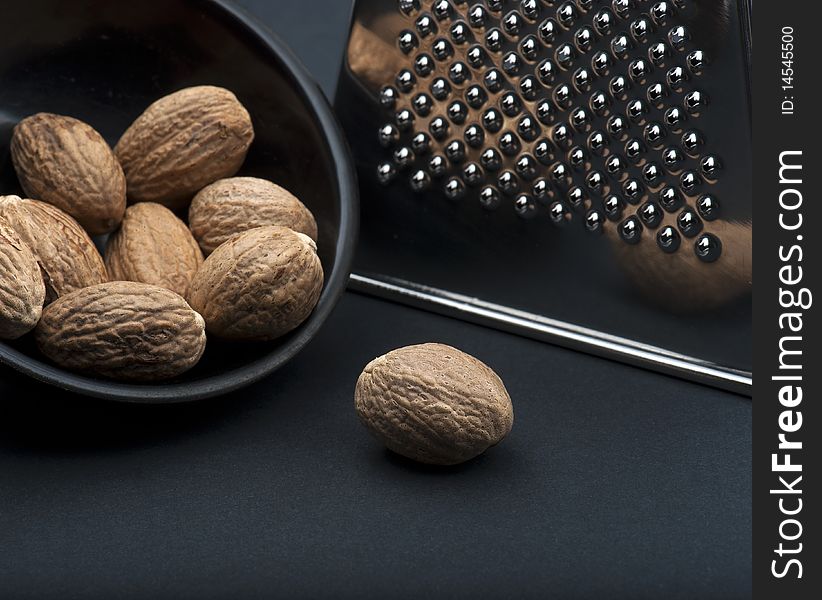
[350,272,752,396]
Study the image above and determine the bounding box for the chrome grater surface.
[336,0,752,392]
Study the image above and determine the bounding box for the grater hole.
[554,83,575,108]
[396,69,416,92]
[464,124,485,147]
[444,176,467,199]
[619,215,643,244]
[639,200,663,228]
[432,37,455,60]
[612,0,633,20]
[656,225,681,253]
[695,233,722,263]
[611,33,632,60]
[696,194,720,220]
[481,147,503,170]
[399,30,420,54]
[623,178,643,203]
[486,27,504,51]
[538,18,560,46]
[429,154,448,177]
[430,77,452,100]
[625,138,643,163]
[569,146,588,170]
[677,207,702,237]
[395,108,415,130]
[449,61,471,83]
[466,84,488,108]
[532,178,551,199]
[630,15,653,43]
[585,209,605,233]
[450,20,472,44]
[410,169,432,191]
[416,14,438,37]
[592,51,612,76]
[394,146,415,168]
[603,194,624,220]
[651,2,674,27]
[445,139,467,163]
[498,170,521,194]
[668,25,688,50]
[411,131,432,154]
[549,200,572,226]
[659,186,683,212]
[521,1,540,21]
[379,124,400,147]
[464,162,486,186]
[593,8,615,35]
[516,154,539,179]
[588,130,609,155]
[502,10,525,36]
[433,0,454,21]
[556,2,579,28]
[499,131,522,155]
[399,0,422,17]
[649,41,669,67]
[555,43,577,69]
[413,92,433,116]
[479,185,502,210]
[515,194,539,218]
[429,116,450,139]
[680,170,701,192]
[377,162,397,184]
[575,27,596,53]
[687,49,705,74]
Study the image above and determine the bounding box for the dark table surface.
[0,2,751,599]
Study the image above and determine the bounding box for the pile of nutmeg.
[0,85,322,382]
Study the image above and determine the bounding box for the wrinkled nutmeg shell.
[188,176,318,255]
[35,281,207,381]
[187,225,323,341]
[0,195,107,304]
[355,343,514,465]
[115,86,254,210]
[0,217,45,339]
[105,203,203,298]
[10,113,126,235]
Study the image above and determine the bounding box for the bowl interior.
[0,0,356,401]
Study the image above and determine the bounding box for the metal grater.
[335,0,752,393]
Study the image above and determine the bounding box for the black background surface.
[0,1,751,598]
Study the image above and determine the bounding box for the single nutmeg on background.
[115,85,254,210]
[354,343,514,466]
[35,281,207,381]
[188,176,318,255]
[0,217,46,340]
[10,113,126,235]
[187,225,324,341]
[0,195,108,304]
[105,202,203,298]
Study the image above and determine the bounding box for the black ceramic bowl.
[0,0,357,402]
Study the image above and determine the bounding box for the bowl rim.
[0,0,359,403]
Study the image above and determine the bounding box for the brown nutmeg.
[104,203,203,298]
[187,225,323,341]
[35,281,207,381]
[10,113,126,235]
[0,217,46,339]
[0,195,107,304]
[355,343,514,465]
[188,177,318,255]
[115,86,254,209]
